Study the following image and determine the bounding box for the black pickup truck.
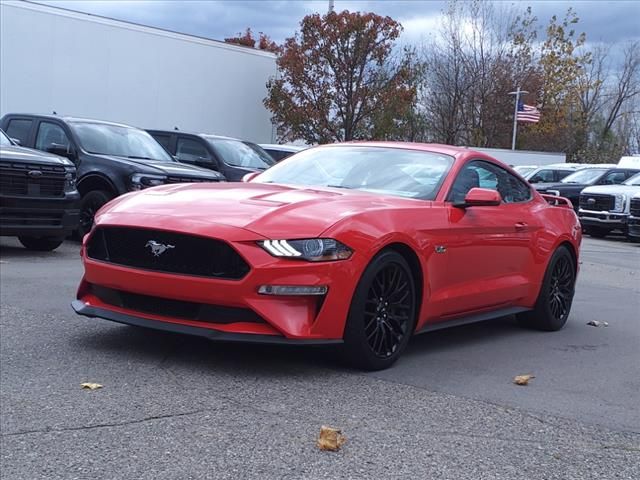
[0,129,80,250]
[1,115,225,237]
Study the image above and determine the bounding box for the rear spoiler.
[540,193,573,209]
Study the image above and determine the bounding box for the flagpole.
[508,87,528,150]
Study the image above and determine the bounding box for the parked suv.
[535,167,640,211]
[1,115,225,236]
[578,173,640,238]
[147,130,275,181]
[259,144,305,162]
[628,192,640,242]
[523,164,580,184]
[0,129,79,250]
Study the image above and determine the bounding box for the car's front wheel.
[18,236,65,251]
[343,250,417,370]
[78,190,112,238]
[517,245,576,331]
[586,226,610,238]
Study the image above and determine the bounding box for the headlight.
[259,238,353,262]
[129,173,167,191]
[613,194,626,212]
[64,171,77,192]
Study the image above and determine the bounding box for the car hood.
[0,145,73,166]
[581,185,640,195]
[93,154,225,180]
[99,182,422,238]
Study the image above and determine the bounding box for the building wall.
[0,1,277,142]
[473,147,566,167]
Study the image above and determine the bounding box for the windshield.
[624,173,640,186]
[71,122,173,162]
[255,145,454,200]
[0,130,11,146]
[206,137,275,169]
[561,168,606,184]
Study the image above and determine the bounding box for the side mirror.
[10,137,21,146]
[455,188,502,208]
[242,171,260,183]
[46,143,76,162]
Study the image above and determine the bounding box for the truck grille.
[0,162,66,197]
[579,193,614,211]
[87,227,250,279]
[630,198,640,217]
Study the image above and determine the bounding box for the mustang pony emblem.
[145,240,175,257]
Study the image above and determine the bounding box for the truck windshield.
[561,169,606,184]
[71,122,174,162]
[206,137,275,169]
[0,130,11,146]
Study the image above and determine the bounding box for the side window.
[448,161,531,204]
[35,122,70,151]
[5,119,33,145]
[175,138,211,162]
[152,134,172,152]
[556,170,573,181]
[598,171,626,185]
[529,169,554,183]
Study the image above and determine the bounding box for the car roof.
[328,141,481,158]
[147,128,244,142]
[3,113,138,129]
[259,144,305,152]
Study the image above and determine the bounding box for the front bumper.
[0,193,80,237]
[578,209,628,230]
[74,220,365,342]
[628,217,640,238]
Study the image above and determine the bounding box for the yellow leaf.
[80,382,103,390]
[317,425,346,451]
[513,374,535,386]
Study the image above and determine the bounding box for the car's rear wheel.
[18,236,64,251]
[586,226,610,238]
[78,190,112,238]
[517,245,576,331]
[342,250,417,370]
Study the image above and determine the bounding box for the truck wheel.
[517,246,576,331]
[78,190,112,238]
[587,227,610,238]
[18,236,65,251]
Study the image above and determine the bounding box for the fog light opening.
[258,285,328,296]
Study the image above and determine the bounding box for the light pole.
[329,0,334,13]
[508,86,528,150]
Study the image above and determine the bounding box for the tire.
[342,250,417,370]
[18,236,65,251]
[78,190,112,238]
[587,226,610,238]
[517,246,576,331]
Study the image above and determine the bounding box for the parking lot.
[1,236,639,479]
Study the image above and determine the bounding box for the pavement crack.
[1,409,204,438]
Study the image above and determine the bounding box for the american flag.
[517,101,541,123]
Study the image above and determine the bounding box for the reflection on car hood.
[0,145,73,166]
[99,182,422,237]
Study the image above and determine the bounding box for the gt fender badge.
[435,245,447,254]
[145,240,175,257]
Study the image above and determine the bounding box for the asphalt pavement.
[1,236,638,479]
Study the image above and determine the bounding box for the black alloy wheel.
[517,245,576,331]
[78,190,111,238]
[343,250,417,370]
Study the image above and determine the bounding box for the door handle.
[515,222,528,231]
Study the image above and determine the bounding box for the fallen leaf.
[587,320,609,327]
[317,425,346,451]
[513,374,535,386]
[80,382,103,390]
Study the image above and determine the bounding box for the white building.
[0,0,277,142]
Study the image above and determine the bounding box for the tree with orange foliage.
[264,10,416,144]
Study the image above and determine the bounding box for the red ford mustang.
[72,143,582,370]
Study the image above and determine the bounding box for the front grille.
[87,226,250,279]
[579,193,615,211]
[630,198,640,217]
[166,176,217,184]
[0,162,66,197]
[91,285,264,324]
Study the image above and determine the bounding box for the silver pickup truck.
[578,172,640,239]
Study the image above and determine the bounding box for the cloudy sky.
[34,0,640,47]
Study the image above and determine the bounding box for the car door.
[438,160,538,317]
